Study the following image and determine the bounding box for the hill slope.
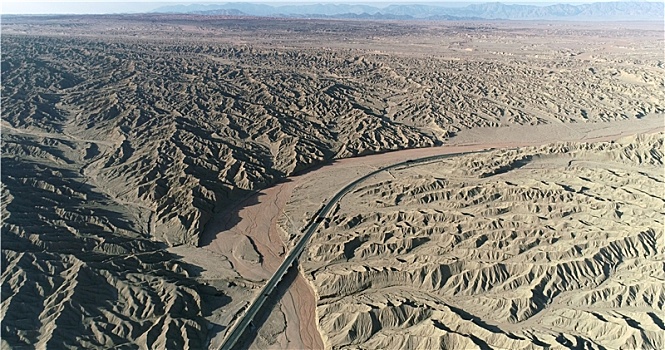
[299,133,664,349]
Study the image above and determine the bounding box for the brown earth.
[1,16,663,349]
[289,131,663,349]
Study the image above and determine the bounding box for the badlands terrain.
[1,15,663,349]
[289,132,664,349]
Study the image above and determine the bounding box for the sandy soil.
[1,16,663,349]
[197,178,327,349]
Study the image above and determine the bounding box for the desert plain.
[1,15,663,349]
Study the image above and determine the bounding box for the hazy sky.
[1,1,632,15]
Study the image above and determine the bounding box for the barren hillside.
[296,133,664,349]
[1,17,663,348]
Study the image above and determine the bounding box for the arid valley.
[1,13,663,349]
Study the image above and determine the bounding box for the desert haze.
[1,13,663,350]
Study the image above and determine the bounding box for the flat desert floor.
[1,15,663,349]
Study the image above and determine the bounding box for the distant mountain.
[190,8,246,16]
[278,4,381,16]
[153,2,381,17]
[448,1,663,20]
[153,2,664,21]
[577,1,664,19]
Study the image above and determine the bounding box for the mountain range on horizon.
[152,2,664,21]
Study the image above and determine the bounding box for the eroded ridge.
[1,16,663,349]
[303,133,664,349]
[3,19,663,247]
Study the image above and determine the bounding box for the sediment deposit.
[1,16,663,348]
